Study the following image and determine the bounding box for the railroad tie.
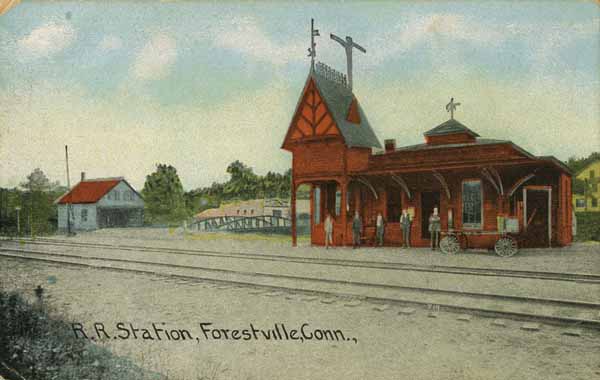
[520,323,541,331]
[398,307,416,315]
[373,304,389,312]
[562,329,582,337]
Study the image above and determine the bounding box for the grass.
[181,231,311,243]
[0,290,164,380]
[0,289,258,380]
[574,212,600,242]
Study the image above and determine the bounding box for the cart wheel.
[494,236,518,257]
[440,235,460,254]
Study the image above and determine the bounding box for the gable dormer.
[424,119,479,145]
[282,63,381,151]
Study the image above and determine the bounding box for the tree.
[142,164,188,224]
[19,168,60,192]
[183,162,294,215]
[566,152,600,175]
[223,160,259,200]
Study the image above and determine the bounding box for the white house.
[55,175,144,231]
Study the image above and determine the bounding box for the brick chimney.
[384,139,396,153]
[81,172,86,182]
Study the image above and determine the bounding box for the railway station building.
[282,61,573,250]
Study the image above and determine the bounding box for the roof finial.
[307,19,320,71]
[446,97,461,119]
[330,33,366,91]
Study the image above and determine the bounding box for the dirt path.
[2,257,599,380]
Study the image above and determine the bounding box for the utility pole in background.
[15,206,21,236]
[65,145,73,236]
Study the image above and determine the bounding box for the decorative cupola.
[424,98,479,145]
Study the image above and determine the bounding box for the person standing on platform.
[429,207,441,250]
[352,211,362,249]
[400,209,412,248]
[324,213,334,249]
[376,212,385,246]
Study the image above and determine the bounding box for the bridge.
[189,215,292,234]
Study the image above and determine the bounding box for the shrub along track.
[1,242,600,330]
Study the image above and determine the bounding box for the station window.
[81,208,88,222]
[335,190,341,216]
[462,180,482,229]
[313,187,321,224]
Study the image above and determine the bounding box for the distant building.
[55,174,144,231]
[572,159,600,212]
[196,199,292,219]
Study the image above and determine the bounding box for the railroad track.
[7,237,600,284]
[1,246,600,330]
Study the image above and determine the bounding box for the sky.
[0,1,599,190]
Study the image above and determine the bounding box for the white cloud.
[367,14,504,66]
[17,22,76,58]
[0,78,294,190]
[359,71,599,161]
[212,16,304,66]
[132,34,177,80]
[98,35,123,52]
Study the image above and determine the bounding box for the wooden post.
[291,181,297,247]
[523,188,527,231]
[548,187,552,248]
[340,179,348,246]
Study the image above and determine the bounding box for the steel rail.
[9,238,600,284]
[1,250,599,330]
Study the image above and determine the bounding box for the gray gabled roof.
[311,70,381,149]
[424,118,480,137]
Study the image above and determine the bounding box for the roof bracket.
[432,170,451,200]
[391,174,412,200]
[508,173,536,197]
[481,167,501,195]
[353,176,378,200]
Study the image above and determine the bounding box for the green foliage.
[223,161,260,200]
[1,169,66,236]
[142,164,188,225]
[184,162,293,215]
[574,212,600,241]
[566,152,600,175]
[0,291,163,380]
[19,168,61,192]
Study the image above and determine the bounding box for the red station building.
[282,57,573,251]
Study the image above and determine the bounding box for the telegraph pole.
[15,206,21,236]
[65,145,72,236]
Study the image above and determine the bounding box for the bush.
[574,212,600,242]
[0,291,164,380]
